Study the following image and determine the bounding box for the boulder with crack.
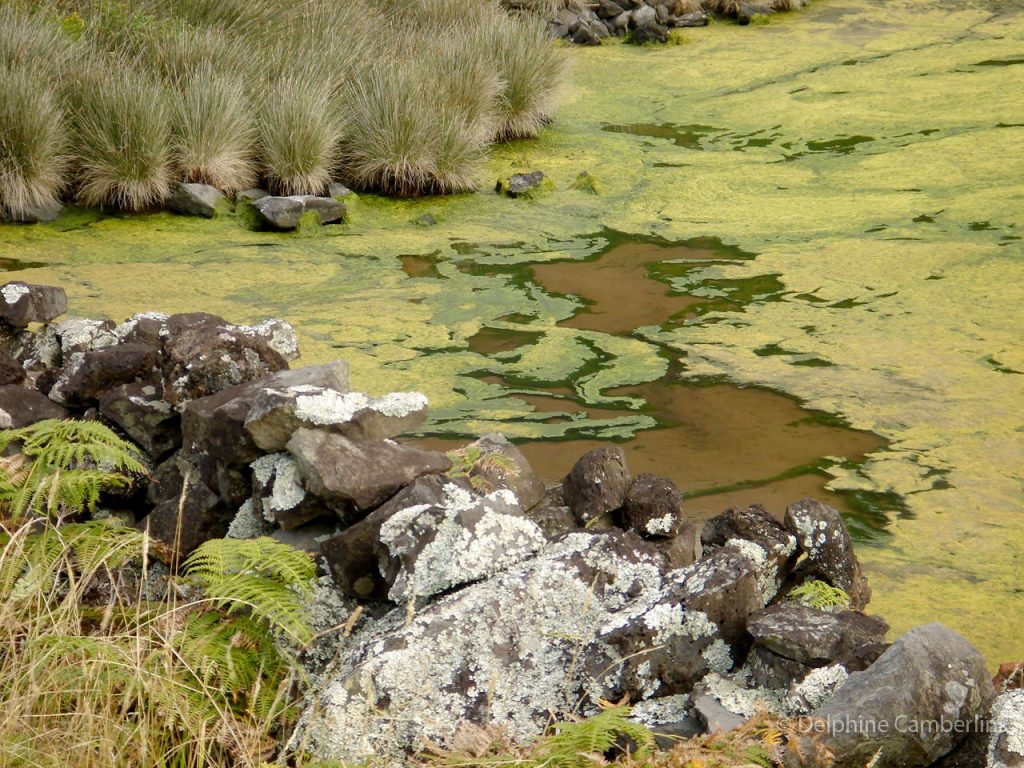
[784,498,871,609]
[378,484,548,602]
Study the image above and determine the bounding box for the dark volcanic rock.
[562,445,631,525]
[0,385,68,427]
[286,429,452,511]
[787,623,995,768]
[784,498,871,609]
[623,473,685,538]
[746,603,889,666]
[160,312,289,407]
[288,195,346,224]
[49,343,160,406]
[703,504,798,604]
[0,349,26,385]
[523,484,578,540]
[497,171,547,198]
[99,382,181,461]
[0,282,67,328]
[656,520,703,568]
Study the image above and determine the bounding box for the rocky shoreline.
[0,280,1021,768]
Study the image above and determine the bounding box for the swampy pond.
[2,0,1022,663]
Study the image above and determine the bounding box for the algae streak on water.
[2,0,1023,662]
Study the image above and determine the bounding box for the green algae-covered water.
[2,0,1022,664]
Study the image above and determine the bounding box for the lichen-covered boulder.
[289,530,671,762]
[524,484,578,540]
[563,445,631,525]
[378,484,547,602]
[787,623,995,768]
[784,498,871,609]
[243,386,427,452]
[286,429,451,511]
[623,473,685,538]
[0,282,67,328]
[182,362,350,467]
[454,433,546,512]
[320,474,470,600]
[55,317,118,355]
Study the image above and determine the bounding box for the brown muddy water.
[423,240,885,524]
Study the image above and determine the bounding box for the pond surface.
[2,0,1023,663]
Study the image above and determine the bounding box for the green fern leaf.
[534,707,654,768]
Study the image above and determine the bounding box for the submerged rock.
[496,171,549,198]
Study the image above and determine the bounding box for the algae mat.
[2,0,1023,662]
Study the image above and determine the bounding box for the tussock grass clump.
[0,66,68,220]
[485,13,568,140]
[71,67,175,210]
[259,78,344,196]
[1,0,568,207]
[173,71,258,193]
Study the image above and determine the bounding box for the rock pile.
[0,280,1015,768]
[548,0,708,45]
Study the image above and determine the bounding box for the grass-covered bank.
[0,0,566,219]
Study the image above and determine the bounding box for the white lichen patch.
[700,671,788,718]
[113,312,168,341]
[291,533,670,763]
[251,453,306,519]
[702,639,734,674]
[380,488,546,601]
[240,318,299,360]
[788,664,848,714]
[725,537,779,606]
[1,283,29,304]
[56,318,117,354]
[990,690,1024,764]
[294,389,370,425]
[226,498,273,539]
[371,391,428,418]
[629,694,692,727]
[645,512,676,536]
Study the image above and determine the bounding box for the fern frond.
[0,419,147,475]
[788,579,850,611]
[183,537,315,644]
[534,707,653,768]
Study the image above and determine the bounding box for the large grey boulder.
[56,318,118,355]
[784,498,871,609]
[289,530,673,762]
[378,484,547,602]
[251,196,304,230]
[787,623,995,768]
[244,386,427,452]
[286,429,451,511]
[287,195,346,224]
[170,183,226,218]
[563,445,631,525]
[0,282,67,328]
